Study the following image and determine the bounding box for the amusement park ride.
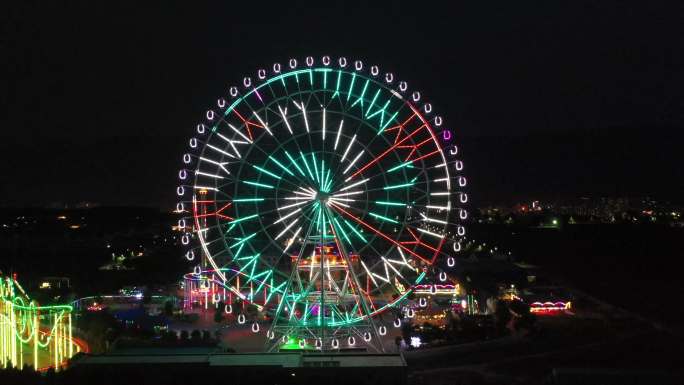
[0,275,85,371]
[177,56,468,352]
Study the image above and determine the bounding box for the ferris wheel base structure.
[177,56,467,353]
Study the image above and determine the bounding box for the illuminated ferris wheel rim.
[177,56,467,318]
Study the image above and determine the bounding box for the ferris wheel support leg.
[324,206,385,353]
[264,219,317,353]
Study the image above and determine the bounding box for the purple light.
[254,89,264,103]
[442,130,452,141]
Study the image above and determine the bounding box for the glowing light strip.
[416,228,444,239]
[243,181,274,189]
[233,198,264,202]
[293,101,309,132]
[284,151,306,177]
[206,144,236,158]
[332,190,364,197]
[334,120,344,150]
[322,108,326,140]
[275,218,299,240]
[195,171,225,179]
[342,150,364,174]
[388,161,413,173]
[253,165,282,180]
[420,213,447,224]
[274,208,301,224]
[341,134,356,161]
[228,214,259,225]
[337,178,369,192]
[268,156,295,176]
[384,182,414,190]
[227,123,253,143]
[369,212,399,224]
[198,157,230,175]
[277,105,293,134]
[251,111,272,135]
[375,201,405,207]
[277,200,309,211]
[194,185,218,191]
[430,192,450,196]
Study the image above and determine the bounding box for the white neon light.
[322,108,326,140]
[338,178,369,192]
[334,120,344,150]
[293,101,309,132]
[426,205,450,211]
[195,170,225,179]
[420,213,447,224]
[275,218,299,240]
[283,227,301,253]
[215,132,248,159]
[206,144,236,158]
[430,192,449,196]
[193,185,218,191]
[342,150,364,174]
[332,190,364,197]
[274,208,301,224]
[227,123,253,143]
[293,190,315,197]
[327,197,356,202]
[416,227,444,239]
[252,111,272,135]
[198,157,230,176]
[326,199,350,208]
[341,134,356,161]
[278,200,309,211]
[360,260,378,287]
[277,105,293,134]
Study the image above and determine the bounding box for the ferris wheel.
[177,56,467,352]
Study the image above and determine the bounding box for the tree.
[180,330,189,341]
[190,329,201,341]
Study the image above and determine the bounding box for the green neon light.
[268,156,295,176]
[388,161,414,173]
[378,111,399,134]
[343,219,367,242]
[332,217,352,245]
[375,201,406,207]
[300,151,316,181]
[347,72,356,101]
[229,233,256,249]
[253,165,282,180]
[311,153,320,185]
[368,99,391,120]
[351,79,370,108]
[333,70,342,98]
[243,180,274,189]
[284,150,306,177]
[228,214,259,225]
[384,178,417,190]
[368,212,399,224]
[233,198,265,202]
[365,89,381,117]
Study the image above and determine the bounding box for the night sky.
[2,1,683,208]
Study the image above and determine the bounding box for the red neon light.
[348,123,427,180]
[328,202,430,264]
